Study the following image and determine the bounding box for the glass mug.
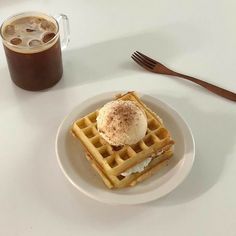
[0,12,70,91]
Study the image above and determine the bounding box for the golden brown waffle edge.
[71,91,175,189]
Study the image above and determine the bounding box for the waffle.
[71,92,174,189]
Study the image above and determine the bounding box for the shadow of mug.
[55,24,203,90]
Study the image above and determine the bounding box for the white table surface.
[1,1,236,235]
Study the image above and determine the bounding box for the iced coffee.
[0,12,67,91]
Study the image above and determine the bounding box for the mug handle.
[55,14,70,50]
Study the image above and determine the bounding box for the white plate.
[56,92,195,205]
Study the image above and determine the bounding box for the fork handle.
[171,72,236,102]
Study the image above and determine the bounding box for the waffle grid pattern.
[72,92,174,188]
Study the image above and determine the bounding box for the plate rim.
[55,91,195,205]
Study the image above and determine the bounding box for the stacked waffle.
[71,92,174,189]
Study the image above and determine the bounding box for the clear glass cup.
[0,12,70,91]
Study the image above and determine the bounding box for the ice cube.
[29,17,41,25]
[29,39,42,47]
[40,20,56,31]
[42,32,55,43]
[4,25,15,36]
[10,38,22,45]
[26,28,36,32]
[27,17,41,30]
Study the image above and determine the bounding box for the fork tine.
[131,55,153,71]
[132,54,153,69]
[136,51,157,64]
[132,54,154,69]
[133,52,156,68]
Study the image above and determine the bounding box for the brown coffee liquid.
[2,16,63,91]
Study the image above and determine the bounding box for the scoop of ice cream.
[96,100,147,146]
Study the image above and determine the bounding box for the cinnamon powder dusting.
[104,101,138,137]
[97,100,147,146]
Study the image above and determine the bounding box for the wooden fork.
[131,51,236,102]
